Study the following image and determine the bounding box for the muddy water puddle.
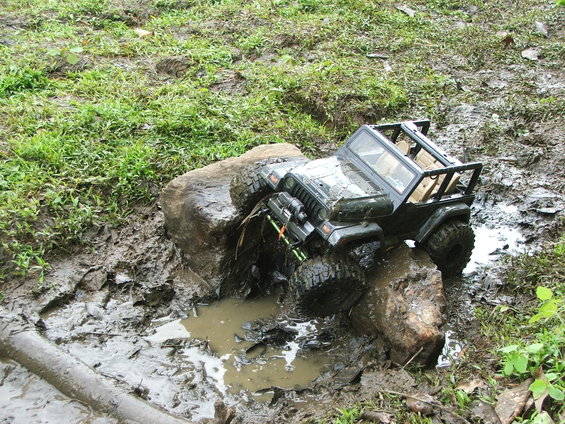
[465,224,524,274]
[148,297,333,400]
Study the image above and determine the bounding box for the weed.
[0,66,49,98]
[333,406,361,424]
[47,46,84,65]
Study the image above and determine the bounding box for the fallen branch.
[0,307,193,424]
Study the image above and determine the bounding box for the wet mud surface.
[1,68,564,424]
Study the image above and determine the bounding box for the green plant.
[334,406,361,424]
[47,46,84,65]
[499,286,564,416]
[0,66,49,98]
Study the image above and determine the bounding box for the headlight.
[317,208,328,221]
[284,176,295,190]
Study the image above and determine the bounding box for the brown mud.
[1,153,561,424]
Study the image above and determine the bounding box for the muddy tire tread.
[290,256,366,316]
[424,220,474,277]
[230,157,295,214]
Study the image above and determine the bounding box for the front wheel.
[423,220,474,277]
[230,162,271,215]
[289,256,366,316]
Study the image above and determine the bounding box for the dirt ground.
[1,61,563,421]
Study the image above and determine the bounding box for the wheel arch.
[415,203,471,244]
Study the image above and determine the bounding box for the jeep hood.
[287,157,393,220]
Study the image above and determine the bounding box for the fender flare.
[415,204,471,244]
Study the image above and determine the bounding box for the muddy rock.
[160,144,305,296]
[351,245,446,365]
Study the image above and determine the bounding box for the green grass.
[0,0,563,281]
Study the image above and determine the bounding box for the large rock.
[160,144,304,296]
[350,245,446,365]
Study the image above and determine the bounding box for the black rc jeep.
[231,120,482,316]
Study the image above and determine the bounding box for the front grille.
[288,184,322,220]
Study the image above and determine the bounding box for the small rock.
[351,245,446,366]
[359,410,393,423]
[85,303,105,321]
[521,48,540,61]
[115,273,132,285]
[396,5,416,17]
[534,21,548,37]
[406,392,435,416]
[535,207,558,215]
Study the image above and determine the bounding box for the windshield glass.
[349,130,416,194]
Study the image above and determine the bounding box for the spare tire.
[289,256,366,316]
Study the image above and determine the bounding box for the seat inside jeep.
[409,149,460,203]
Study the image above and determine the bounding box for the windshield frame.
[342,127,420,199]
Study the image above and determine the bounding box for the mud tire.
[230,163,271,214]
[424,220,474,278]
[289,256,366,316]
[230,157,299,214]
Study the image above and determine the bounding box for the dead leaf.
[535,21,548,37]
[521,48,540,61]
[396,5,416,17]
[456,379,486,394]
[495,378,533,424]
[134,28,153,38]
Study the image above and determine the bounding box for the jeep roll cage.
[338,120,482,211]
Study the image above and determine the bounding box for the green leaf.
[529,313,543,324]
[545,373,558,382]
[532,412,552,424]
[65,53,79,65]
[539,301,558,318]
[499,345,518,353]
[69,46,84,53]
[525,343,544,354]
[513,354,528,373]
[547,385,564,401]
[503,361,514,376]
[536,286,553,301]
[529,379,548,399]
[47,48,61,56]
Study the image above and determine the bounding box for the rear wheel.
[289,256,366,316]
[424,220,474,277]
